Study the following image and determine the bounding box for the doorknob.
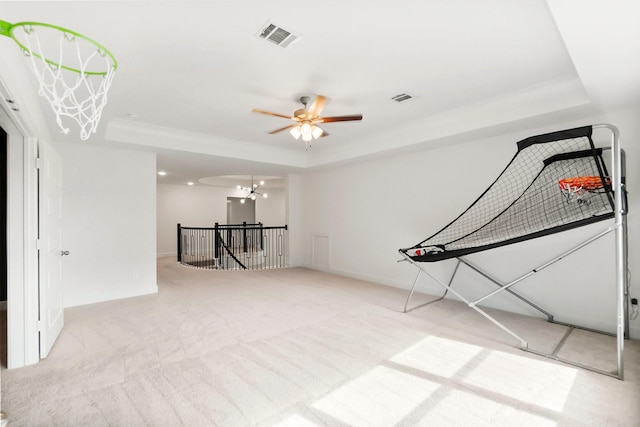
[61,250,70,256]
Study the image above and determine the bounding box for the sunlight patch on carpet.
[271,413,323,427]
[416,388,557,426]
[312,366,440,426]
[463,349,578,413]
[390,335,577,413]
[390,335,483,377]
[310,335,578,425]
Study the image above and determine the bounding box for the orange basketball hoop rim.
[558,176,610,192]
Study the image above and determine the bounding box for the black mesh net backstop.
[400,126,616,262]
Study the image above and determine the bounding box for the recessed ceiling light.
[187,181,194,186]
[158,171,167,176]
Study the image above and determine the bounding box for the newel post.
[214,222,220,260]
[177,223,182,263]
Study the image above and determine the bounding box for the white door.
[38,141,64,358]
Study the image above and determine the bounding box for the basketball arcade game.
[398,124,628,379]
[0,19,117,140]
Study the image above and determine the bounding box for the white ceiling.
[1,0,639,186]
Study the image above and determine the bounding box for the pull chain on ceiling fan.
[252,95,363,149]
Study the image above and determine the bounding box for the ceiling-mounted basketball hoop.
[0,19,117,140]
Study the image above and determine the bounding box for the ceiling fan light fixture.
[300,122,312,135]
[311,125,323,139]
[290,126,302,139]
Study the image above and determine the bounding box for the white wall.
[286,174,303,267]
[257,189,286,226]
[157,184,285,256]
[297,106,640,338]
[58,142,157,308]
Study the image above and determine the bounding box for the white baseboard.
[300,263,409,290]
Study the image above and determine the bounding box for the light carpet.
[1,257,639,426]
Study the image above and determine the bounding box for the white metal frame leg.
[402,259,460,313]
[399,253,529,348]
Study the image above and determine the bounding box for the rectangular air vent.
[257,21,300,48]
[391,93,414,103]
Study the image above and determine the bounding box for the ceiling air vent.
[257,22,300,48]
[391,93,414,103]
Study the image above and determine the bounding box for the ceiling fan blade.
[252,108,296,120]
[318,114,363,123]
[306,95,328,117]
[268,123,298,134]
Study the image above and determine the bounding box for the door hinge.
[36,157,42,169]
[37,320,43,331]
[36,239,42,251]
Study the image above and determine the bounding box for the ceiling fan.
[252,95,363,149]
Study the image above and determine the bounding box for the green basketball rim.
[0,19,118,75]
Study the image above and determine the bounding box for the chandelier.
[237,176,268,204]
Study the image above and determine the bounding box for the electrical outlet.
[632,298,638,306]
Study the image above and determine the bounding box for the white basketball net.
[17,24,116,140]
[559,183,591,205]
